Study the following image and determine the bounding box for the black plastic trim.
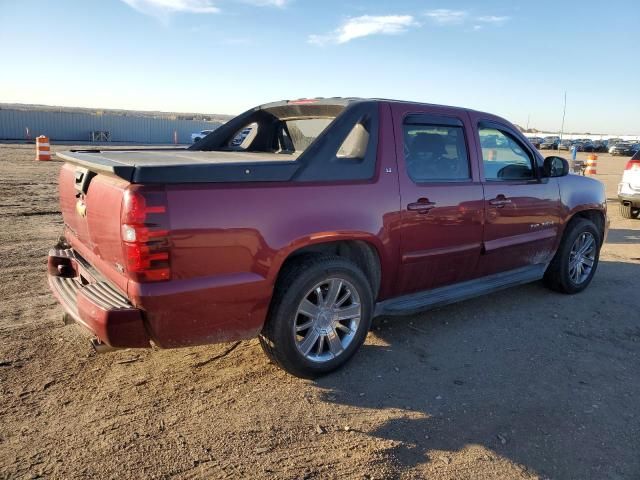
[131,162,301,184]
[374,264,547,317]
[292,101,380,182]
[405,114,464,127]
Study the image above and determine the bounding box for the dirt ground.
[1,143,639,480]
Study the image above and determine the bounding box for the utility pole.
[559,91,567,141]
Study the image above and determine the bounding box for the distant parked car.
[582,141,595,152]
[558,140,573,151]
[569,141,581,152]
[592,141,607,153]
[540,138,559,150]
[610,142,637,156]
[526,136,543,148]
[230,127,254,147]
[480,134,497,147]
[618,151,640,218]
[191,129,214,143]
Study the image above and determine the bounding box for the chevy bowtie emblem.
[76,200,87,217]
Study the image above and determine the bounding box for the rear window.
[285,118,334,151]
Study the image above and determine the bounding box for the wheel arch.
[269,236,384,300]
[566,208,606,245]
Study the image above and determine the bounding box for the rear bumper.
[618,183,640,207]
[48,248,150,348]
[49,244,271,349]
[618,194,640,207]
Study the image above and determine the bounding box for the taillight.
[121,187,170,282]
[625,160,640,171]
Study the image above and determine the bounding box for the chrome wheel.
[568,231,596,285]
[293,278,361,363]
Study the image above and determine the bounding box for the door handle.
[407,198,436,213]
[489,195,512,208]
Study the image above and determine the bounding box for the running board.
[374,264,547,317]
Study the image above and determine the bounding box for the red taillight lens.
[625,160,640,171]
[121,187,170,282]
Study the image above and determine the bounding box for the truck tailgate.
[59,162,130,293]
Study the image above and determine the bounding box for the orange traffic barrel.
[36,135,51,161]
[585,154,597,175]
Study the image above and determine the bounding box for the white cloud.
[309,15,418,46]
[476,15,510,24]
[241,0,290,6]
[424,9,467,25]
[121,0,219,20]
[120,0,291,20]
[425,10,511,28]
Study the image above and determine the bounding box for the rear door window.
[403,122,471,182]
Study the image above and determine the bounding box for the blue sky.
[1,0,638,134]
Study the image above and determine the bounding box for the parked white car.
[618,151,640,218]
[191,129,214,143]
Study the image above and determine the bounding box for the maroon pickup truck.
[48,98,608,377]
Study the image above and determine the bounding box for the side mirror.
[543,156,570,177]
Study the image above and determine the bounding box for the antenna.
[559,91,567,141]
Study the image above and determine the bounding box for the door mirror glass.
[543,156,569,177]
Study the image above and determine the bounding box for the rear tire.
[620,202,633,219]
[259,255,373,378]
[544,218,601,294]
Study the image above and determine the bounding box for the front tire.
[260,255,373,378]
[544,218,601,294]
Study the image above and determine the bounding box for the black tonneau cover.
[56,98,379,184]
[56,149,300,184]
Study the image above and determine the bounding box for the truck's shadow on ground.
[314,260,640,479]
[606,228,640,245]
